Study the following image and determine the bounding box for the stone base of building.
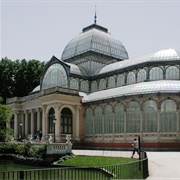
[73,142,180,151]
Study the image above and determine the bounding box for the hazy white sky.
[1,0,180,62]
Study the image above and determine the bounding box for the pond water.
[0,160,46,172]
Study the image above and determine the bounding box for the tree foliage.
[0,58,46,103]
[0,97,12,142]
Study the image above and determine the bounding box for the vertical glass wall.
[149,67,163,80]
[143,101,157,132]
[160,100,177,132]
[104,105,113,133]
[166,66,179,80]
[127,72,136,85]
[70,78,79,90]
[99,79,106,90]
[91,81,98,92]
[137,69,147,82]
[42,63,68,90]
[80,80,89,92]
[85,108,93,134]
[117,74,125,87]
[126,102,140,133]
[94,107,103,134]
[108,76,116,88]
[114,103,124,133]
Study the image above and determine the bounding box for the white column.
[14,111,18,140]
[37,108,41,131]
[21,111,24,137]
[157,108,161,141]
[25,111,29,139]
[140,109,143,139]
[75,106,80,141]
[124,110,127,141]
[54,103,61,142]
[30,110,34,138]
[42,105,47,140]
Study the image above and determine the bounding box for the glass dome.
[61,24,128,61]
[99,49,180,74]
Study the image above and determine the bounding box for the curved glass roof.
[99,49,180,74]
[32,85,40,93]
[61,25,128,61]
[82,80,180,103]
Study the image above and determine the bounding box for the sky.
[1,0,180,62]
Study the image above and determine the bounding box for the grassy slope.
[58,155,138,167]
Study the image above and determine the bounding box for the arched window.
[48,108,55,133]
[160,100,177,132]
[70,78,79,90]
[61,108,72,134]
[94,107,103,134]
[91,81,98,92]
[166,66,179,80]
[85,108,93,134]
[143,101,157,132]
[108,76,115,88]
[127,72,135,85]
[114,103,124,133]
[127,102,140,133]
[104,105,113,134]
[42,63,68,90]
[99,79,106,90]
[137,69,147,82]
[80,80,89,92]
[149,67,163,80]
[117,74,125,87]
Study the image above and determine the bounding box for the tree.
[0,58,46,103]
[0,97,13,142]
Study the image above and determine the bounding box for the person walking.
[131,138,139,158]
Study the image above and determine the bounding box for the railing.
[46,135,73,155]
[0,157,148,180]
[0,167,111,180]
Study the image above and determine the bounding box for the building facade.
[7,22,180,150]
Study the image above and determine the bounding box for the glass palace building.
[7,22,180,150]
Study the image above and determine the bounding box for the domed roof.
[99,49,180,74]
[61,24,128,61]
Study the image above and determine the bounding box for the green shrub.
[15,142,31,156]
[0,142,17,154]
[28,144,46,159]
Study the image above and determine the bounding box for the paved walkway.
[72,150,180,179]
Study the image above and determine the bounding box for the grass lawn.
[58,155,138,167]
[56,156,143,179]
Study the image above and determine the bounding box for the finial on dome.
[94,5,97,24]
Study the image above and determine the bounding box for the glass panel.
[85,108,93,134]
[80,80,89,92]
[104,105,113,134]
[114,103,124,133]
[99,79,106,90]
[94,107,103,134]
[117,74,125,87]
[70,78,79,90]
[149,67,163,80]
[160,100,177,132]
[42,63,68,90]
[127,72,136,85]
[91,81,98,92]
[126,102,140,133]
[108,76,115,88]
[137,69,147,82]
[143,101,157,132]
[166,66,179,80]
